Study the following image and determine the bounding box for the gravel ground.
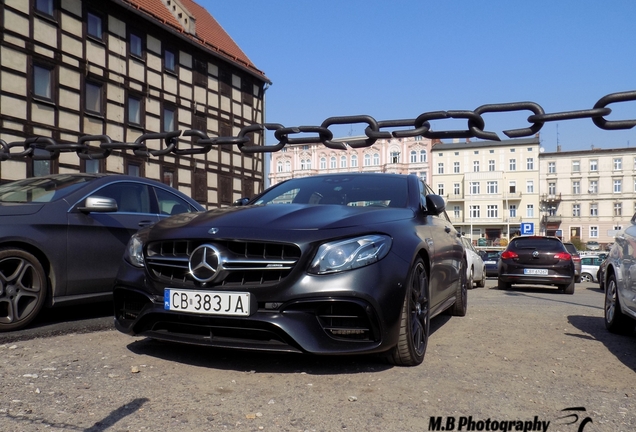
[0,281,634,431]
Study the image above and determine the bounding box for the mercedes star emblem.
[189,244,222,282]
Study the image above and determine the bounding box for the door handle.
[138,220,154,227]
[445,226,451,233]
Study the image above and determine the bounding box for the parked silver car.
[580,256,603,283]
[461,237,486,288]
[603,213,636,334]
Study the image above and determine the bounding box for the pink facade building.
[268,136,433,186]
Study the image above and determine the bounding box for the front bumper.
[114,253,410,355]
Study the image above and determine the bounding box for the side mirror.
[424,194,446,216]
[233,197,250,207]
[78,196,118,213]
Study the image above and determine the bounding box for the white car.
[461,237,486,288]
[580,256,603,282]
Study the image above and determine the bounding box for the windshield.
[0,175,94,203]
[253,175,409,208]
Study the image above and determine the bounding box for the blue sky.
[200,1,636,152]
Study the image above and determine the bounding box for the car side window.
[91,183,151,214]
[155,187,194,215]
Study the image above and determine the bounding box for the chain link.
[1,90,635,161]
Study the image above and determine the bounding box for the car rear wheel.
[467,267,474,290]
[580,273,593,283]
[497,279,510,290]
[387,257,429,366]
[0,248,47,332]
[476,266,486,288]
[561,279,575,295]
[605,274,636,335]
[448,258,468,316]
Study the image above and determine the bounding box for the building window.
[470,181,480,195]
[473,161,479,172]
[277,161,283,173]
[527,157,534,170]
[165,49,176,72]
[391,151,400,164]
[438,162,444,174]
[351,155,358,168]
[453,206,460,218]
[33,65,53,100]
[614,202,622,216]
[301,159,311,170]
[590,226,598,238]
[488,160,495,171]
[526,204,534,218]
[590,159,598,171]
[364,154,371,166]
[420,171,427,181]
[509,159,516,171]
[127,162,140,177]
[85,159,100,173]
[130,33,143,57]
[453,161,460,173]
[87,12,103,39]
[319,157,326,170]
[437,184,444,195]
[589,180,598,194]
[36,0,54,15]
[547,182,555,195]
[127,95,142,125]
[487,181,498,194]
[572,160,580,172]
[487,205,498,218]
[410,151,417,163]
[373,153,380,165]
[526,180,534,193]
[470,205,480,218]
[420,150,426,162]
[614,179,622,193]
[284,161,291,172]
[572,181,580,195]
[510,148,515,152]
[85,81,102,114]
[329,156,336,169]
[509,205,516,218]
[614,158,622,170]
[453,183,460,195]
[163,106,175,131]
[509,181,516,193]
[548,162,556,173]
[590,203,598,216]
[572,204,580,217]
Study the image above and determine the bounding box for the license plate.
[485,261,496,264]
[164,289,250,316]
[524,269,548,275]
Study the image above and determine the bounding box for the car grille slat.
[145,240,301,287]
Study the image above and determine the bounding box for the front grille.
[145,240,301,287]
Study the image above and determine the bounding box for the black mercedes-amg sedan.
[114,173,468,366]
[0,174,203,331]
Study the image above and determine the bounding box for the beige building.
[431,138,541,245]
[268,136,433,186]
[0,0,270,208]
[539,147,636,247]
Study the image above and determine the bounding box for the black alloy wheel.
[388,257,429,366]
[449,258,468,316]
[0,249,47,331]
[605,274,635,335]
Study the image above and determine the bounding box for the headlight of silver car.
[124,233,145,268]
[308,235,392,275]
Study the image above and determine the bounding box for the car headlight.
[124,233,145,268]
[308,235,392,275]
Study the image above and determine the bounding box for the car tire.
[561,279,575,295]
[580,273,593,283]
[605,274,636,335]
[467,267,474,290]
[476,267,486,288]
[497,279,510,290]
[0,248,48,332]
[387,257,429,366]
[575,275,581,283]
[448,258,468,316]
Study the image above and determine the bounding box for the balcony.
[541,193,562,203]
[542,215,562,224]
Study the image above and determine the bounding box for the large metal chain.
[2,90,636,161]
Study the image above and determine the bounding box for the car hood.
[148,204,414,241]
[0,203,45,216]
